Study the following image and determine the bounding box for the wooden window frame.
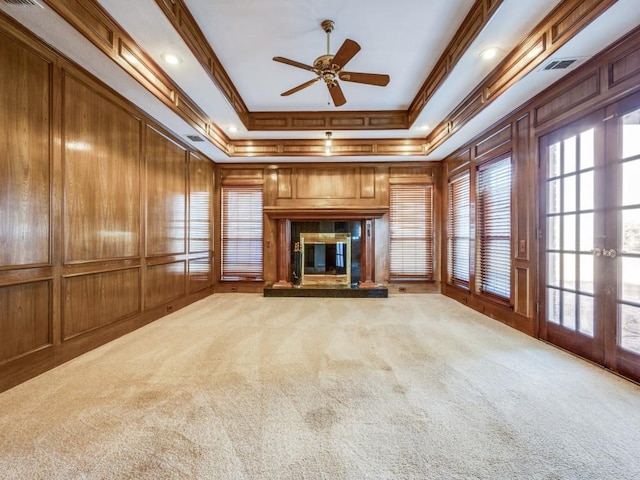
[447,170,471,289]
[221,185,264,281]
[475,154,513,304]
[389,183,435,281]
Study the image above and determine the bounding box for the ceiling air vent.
[185,135,205,142]
[2,0,42,6]
[539,57,588,72]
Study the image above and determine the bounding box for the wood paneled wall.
[216,163,440,292]
[441,25,640,337]
[0,20,214,392]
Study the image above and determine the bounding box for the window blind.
[448,172,470,288]
[221,186,263,280]
[389,184,434,279]
[476,157,512,300]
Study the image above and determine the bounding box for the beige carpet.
[1,294,639,479]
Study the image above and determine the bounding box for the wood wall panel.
[360,168,375,199]
[514,266,530,316]
[145,261,187,308]
[609,46,640,87]
[189,256,212,293]
[0,13,215,393]
[475,124,512,160]
[296,168,357,199]
[146,127,187,256]
[221,168,264,186]
[63,73,141,263]
[0,32,51,267]
[63,268,140,340]
[0,281,50,363]
[188,153,213,254]
[277,169,292,199]
[389,166,434,184]
[534,71,600,127]
[514,114,531,262]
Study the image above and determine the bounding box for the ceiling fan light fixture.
[273,19,389,108]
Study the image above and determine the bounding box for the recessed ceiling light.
[228,125,238,133]
[480,47,500,60]
[161,52,182,65]
[418,124,430,131]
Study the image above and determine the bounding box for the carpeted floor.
[1,293,639,479]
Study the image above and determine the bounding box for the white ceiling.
[1,0,640,162]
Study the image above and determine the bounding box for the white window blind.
[476,157,512,300]
[448,172,470,288]
[221,186,263,280]
[389,184,434,279]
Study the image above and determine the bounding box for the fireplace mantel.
[264,206,388,220]
[265,206,388,289]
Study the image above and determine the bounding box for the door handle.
[590,248,602,256]
[603,248,617,258]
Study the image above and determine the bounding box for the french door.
[540,92,640,381]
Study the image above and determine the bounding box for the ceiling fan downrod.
[321,19,335,56]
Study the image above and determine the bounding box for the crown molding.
[36,0,618,159]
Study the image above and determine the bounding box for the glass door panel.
[543,127,598,340]
[617,108,640,358]
[540,95,640,381]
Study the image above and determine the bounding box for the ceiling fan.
[273,19,390,107]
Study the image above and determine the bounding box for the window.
[389,184,434,279]
[476,157,512,300]
[447,172,470,288]
[221,186,263,280]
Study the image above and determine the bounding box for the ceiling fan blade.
[328,82,346,107]
[331,39,361,69]
[339,71,390,86]
[273,56,316,72]
[281,77,320,96]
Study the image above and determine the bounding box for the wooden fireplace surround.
[264,207,388,289]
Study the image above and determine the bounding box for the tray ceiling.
[1,0,639,162]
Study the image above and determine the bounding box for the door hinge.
[536,229,542,240]
[536,302,541,314]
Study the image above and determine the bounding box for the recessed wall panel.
[0,32,51,267]
[145,261,186,309]
[63,74,141,263]
[146,127,187,256]
[188,154,213,254]
[296,168,357,199]
[63,268,140,340]
[0,281,51,363]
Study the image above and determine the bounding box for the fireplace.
[299,232,351,287]
[263,207,388,295]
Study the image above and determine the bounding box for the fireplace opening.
[291,221,361,287]
[300,232,351,287]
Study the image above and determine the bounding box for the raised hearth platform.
[264,285,388,298]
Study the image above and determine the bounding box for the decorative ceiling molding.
[407,0,503,125]
[228,138,427,158]
[35,0,621,160]
[424,0,619,154]
[155,0,499,132]
[40,0,233,155]
[248,110,408,131]
[154,0,249,126]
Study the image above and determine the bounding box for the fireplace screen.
[300,233,351,286]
